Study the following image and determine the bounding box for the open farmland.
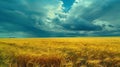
[0,37,120,67]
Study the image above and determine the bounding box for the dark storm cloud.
[62,18,102,31]
[0,0,62,37]
[61,0,120,35]
[0,0,120,37]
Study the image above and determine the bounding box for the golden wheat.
[0,37,120,67]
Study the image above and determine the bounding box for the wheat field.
[0,37,120,67]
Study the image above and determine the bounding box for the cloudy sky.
[0,0,120,37]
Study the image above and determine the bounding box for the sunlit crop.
[0,37,120,67]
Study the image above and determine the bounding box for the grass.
[0,37,120,67]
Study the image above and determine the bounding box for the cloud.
[0,0,120,37]
[0,0,65,37]
[61,0,120,35]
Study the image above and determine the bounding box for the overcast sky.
[0,0,120,37]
